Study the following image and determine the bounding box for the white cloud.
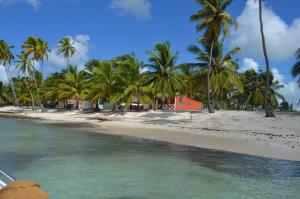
[0,0,41,9]
[272,68,300,111]
[230,0,300,61]
[47,34,90,72]
[111,0,152,21]
[240,58,260,72]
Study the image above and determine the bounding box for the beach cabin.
[174,95,203,111]
[160,95,203,111]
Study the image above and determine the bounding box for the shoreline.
[0,107,300,161]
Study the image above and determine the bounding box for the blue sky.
[0,0,299,107]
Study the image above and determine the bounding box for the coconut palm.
[35,38,51,78]
[0,40,19,106]
[86,60,118,107]
[257,0,274,117]
[176,63,204,100]
[57,37,76,67]
[292,48,300,104]
[292,48,300,86]
[145,41,183,109]
[57,66,87,109]
[191,0,237,113]
[15,54,35,110]
[21,36,49,110]
[188,38,243,109]
[0,81,11,106]
[113,54,152,110]
[230,69,284,110]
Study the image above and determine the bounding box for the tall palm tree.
[191,0,237,113]
[0,40,19,106]
[15,54,35,110]
[35,38,51,78]
[113,54,152,110]
[292,48,300,104]
[145,41,182,109]
[258,0,274,117]
[57,37,76,68]
[21,36,50,110]
[58,66,87,109]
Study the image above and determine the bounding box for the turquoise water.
[0,118,300,199]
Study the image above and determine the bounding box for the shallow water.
[0,118,300,199]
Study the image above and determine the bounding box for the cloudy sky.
[0,0,299,108]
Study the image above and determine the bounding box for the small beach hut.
[174,95,203,111]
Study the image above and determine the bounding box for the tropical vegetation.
[0,0,296,114]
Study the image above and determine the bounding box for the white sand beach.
[1,106,299,161]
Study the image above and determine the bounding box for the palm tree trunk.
[207,41,214,113]
[67,57,70,68]
[24,76,35,111]
[76,100,79,110]
[32,61,45,111]
[5,65,18,106]
[136,90,140,112]
[259,0,275,117]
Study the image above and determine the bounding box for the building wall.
[175,96,203,111]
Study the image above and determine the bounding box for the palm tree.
[188,38,243,109]
[0,81,11,106]
[258,0,274,117]
[86,60,118,109]
[21,36,50,110]
[292,48,300,85]
[176,63,204,100]
[232,69,284,110]
[145,41,182,109]
[15,54,35,110]
[0,40,19,106]
[57,37,76,68]
[35,38,51,78]
[191,0,237,113]
[58,66,87,109]
[292,48,300,104]
[43,71,65,104]
[113,54,152,110]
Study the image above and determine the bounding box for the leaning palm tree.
[15,54,35,110]
[191,0,237,113]
[257,0,274,117]
[57,37,76,68]
[0,40,19,106]
[292,48,300,104]
[145,41,183,109]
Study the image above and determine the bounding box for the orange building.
[174,96,203,111]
